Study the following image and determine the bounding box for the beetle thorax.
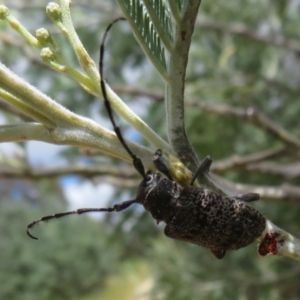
[136,171,180,223]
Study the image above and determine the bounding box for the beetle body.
[136,171,266,259]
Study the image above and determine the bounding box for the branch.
[0,164,137,180]
[0,60,169,171]
[214,174,300,202]
[0,31,46,66]
[0,97,33,121]
[0,163,140,187]
[0,87,55,127]
[196,18,300,54]
[166,1,231,193]
[245,162,300,180]
[112,85,300,150]
[188,99,300,151]
[0,123,54,143]
[211,147,290,173]
[166,1,201,168]
[197,103,300,150]
[112,84,164,100]
[212,148,300,180]
[258,220,300,261]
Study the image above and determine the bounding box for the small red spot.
[181,31,186,41]
[20,135,27,140]
[258,233,278,256]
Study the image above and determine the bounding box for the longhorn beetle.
[27,18,266,259]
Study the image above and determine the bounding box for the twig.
[181,102,300,150]
[112,85,300,150]
[196,18,300,54]
[2,163,300,202]
[211,148,300,180]
[258,220,300,261]
[245,162,300,180]
[166,1,202,168]
[0,164,137,179]
[246,108,300,149]
[0,98,33,121]
[214,174,300,202]
[112,84,164,100]
[0,31,46,66]
[212,148,289,173]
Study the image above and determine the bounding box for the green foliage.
[0,200,122,300]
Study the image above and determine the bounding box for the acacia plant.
[0,0,300,261]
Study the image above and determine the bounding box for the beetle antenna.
[99,18,146,179]
[26,199,137,240]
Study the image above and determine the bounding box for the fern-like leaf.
[117,0,169,80]
[175,0,186,13]
[143,0,173,51]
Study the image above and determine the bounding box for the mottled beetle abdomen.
[164,186,266,259]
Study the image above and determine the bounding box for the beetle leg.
[190,156,213,186]
[210,249,226,259]
[153,149,173,180]
[229,193,260,202]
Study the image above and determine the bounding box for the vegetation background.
[0,0,300,299]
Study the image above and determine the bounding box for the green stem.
[58,0,99,87]
[0,88,55,127]
[5,13,42,47]
[165,1,202,168]
[0,62,75,127]
[0,123,54,143]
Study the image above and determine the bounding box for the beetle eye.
[146,173,153,182]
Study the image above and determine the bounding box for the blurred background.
[1,0,300,299]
